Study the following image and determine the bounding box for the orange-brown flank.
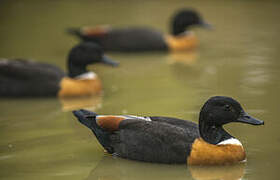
[58,77,102,97]
[187,138,246,165]
[96,116,126,131]
[165,33,198,51]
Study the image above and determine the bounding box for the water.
[0,0,280,179]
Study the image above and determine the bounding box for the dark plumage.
[0,59,64,96]
[0,42,118,97]
[69,27,168,52]
[73,96,264,165]
[67,9,211,52]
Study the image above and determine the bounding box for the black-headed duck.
[73,96,264,165]
[0,42,118,97]
[67,9,211,52]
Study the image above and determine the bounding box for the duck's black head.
[171,9,211,36]
[68,42,119,78]
[199,96,264,144]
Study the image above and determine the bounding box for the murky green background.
[0,0,280,179]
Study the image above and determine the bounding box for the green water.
[0,0,280,179]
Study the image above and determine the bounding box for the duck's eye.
[224,104,232,111]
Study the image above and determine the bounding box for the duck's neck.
[171,24,190,36]
[199,119,233,145]
[68,61,88,78]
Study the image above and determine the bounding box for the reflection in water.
[0,97,61,118]
[85,155,245,180]
[241,47,272,97]
[189,164,245,180]
[0,93,103,114]
[167,50,198,66]
[59,94,103,111]
[86,155,190,180]
[168,55,203,89]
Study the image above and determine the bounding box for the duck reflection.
[59,94,102,111]
[189,164,245,180]
[86,155,190,180]
[85,155,245,180]
[167,50,202,86]
[167,50,198,66]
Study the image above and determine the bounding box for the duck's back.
[0,59,65,97]
[79,27,168,52]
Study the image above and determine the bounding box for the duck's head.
[199,96,264,144]
[68,42,119,78]
[171,9,212,36]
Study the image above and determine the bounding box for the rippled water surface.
[1,0,280,180]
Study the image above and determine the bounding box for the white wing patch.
[97,115,151,121]
[123,115,152,121]
[75,71,97,80]
[218,138,243,147]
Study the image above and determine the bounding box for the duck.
[67,9,211,52]
[73,96,264,165]
[0,42,119,97]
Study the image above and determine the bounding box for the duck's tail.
[66,27,83,38]
[66,27,101,43]
[73,109,114,153]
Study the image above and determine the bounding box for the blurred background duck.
[0,42,118,97]
[67,9,212,52]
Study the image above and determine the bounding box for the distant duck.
[0,42,118,97]
[73,96,264,165]
[67,9,211,52]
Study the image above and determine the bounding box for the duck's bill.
[101,55,119,67]
[199,21,213,30]
[236,111,264,125]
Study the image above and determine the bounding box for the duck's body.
[68,27,198,52]
[0,59,65,96]
[0,43,118,97]
[67,9,210,52]
[73,96,264,165]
